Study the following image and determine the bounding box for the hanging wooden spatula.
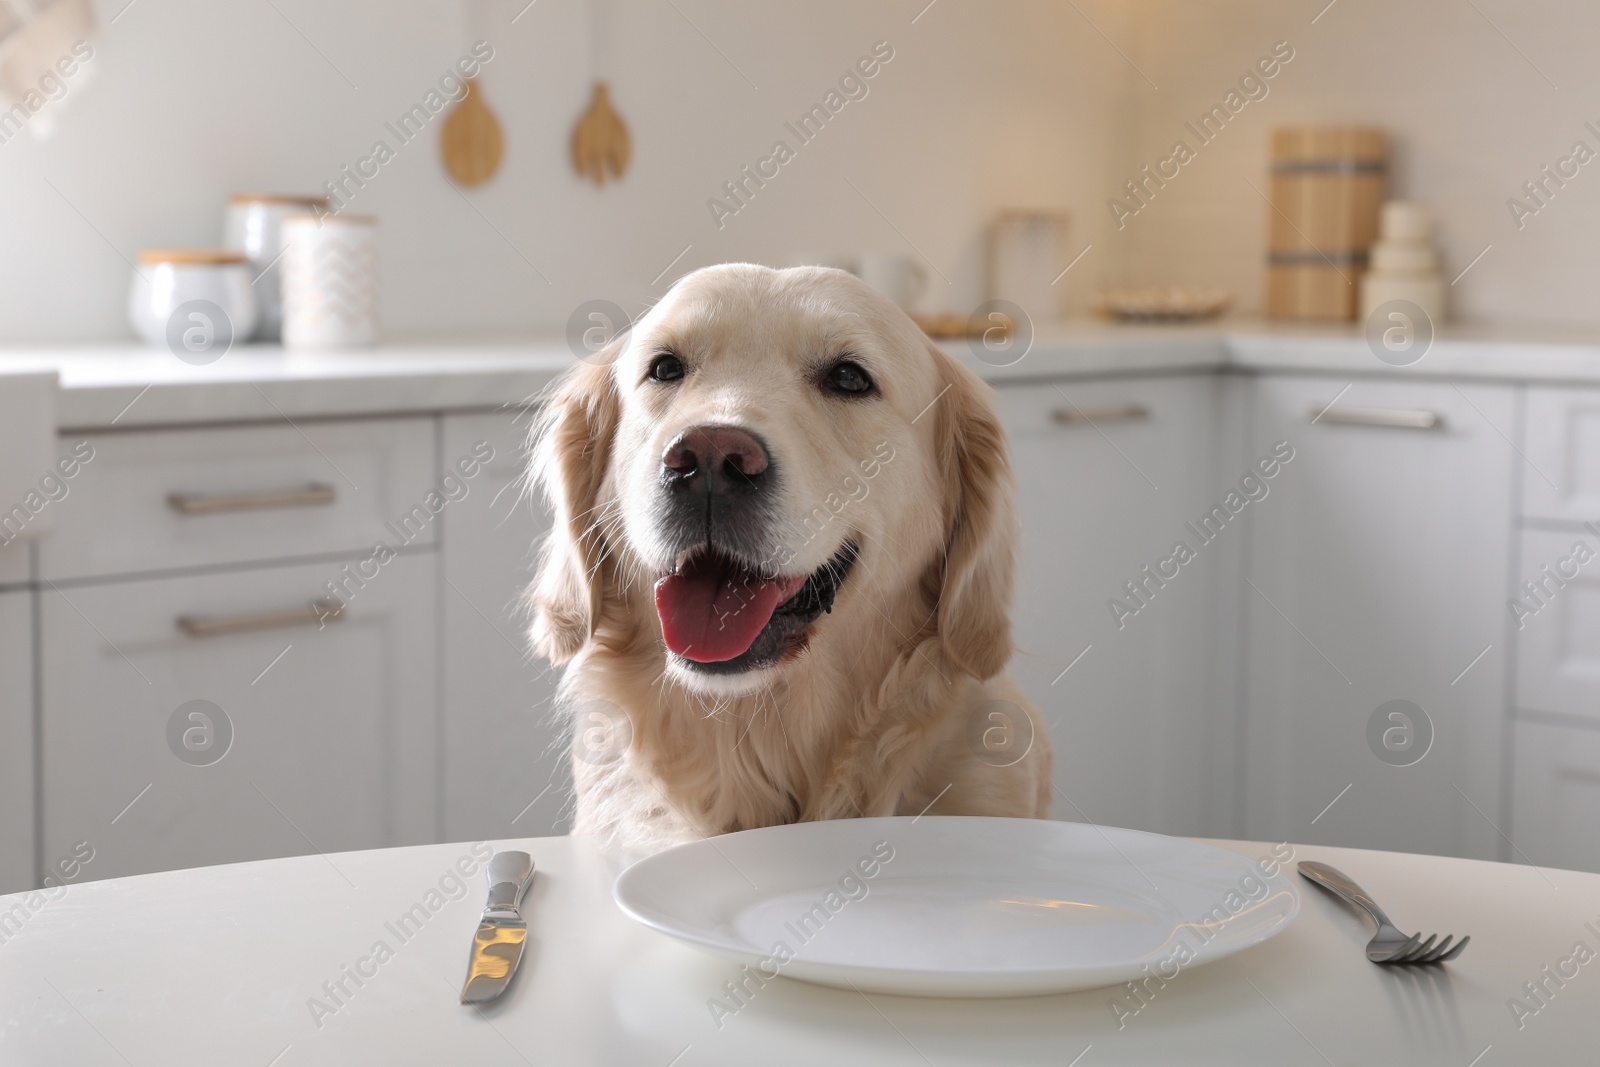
[571,0,628,186]
[572,81,629,185]
[441,77,504,186]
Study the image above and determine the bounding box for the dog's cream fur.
[528,264,1051,849]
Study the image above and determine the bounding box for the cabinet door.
[441,413,567,842]
[1000,375,1238,837]
[1242,377,1514,860]
[40,555,436,882]
[1522,386,1600,523]
[1511,718,1600,874]
[0,589,31,893]
[1514,528,1600,723]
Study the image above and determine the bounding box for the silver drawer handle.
[177,598,344,638]
[167,484,336,515]
[1308,405,1442,430]
[1051,404,1151,425]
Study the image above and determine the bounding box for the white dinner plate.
[613,816,1300,997]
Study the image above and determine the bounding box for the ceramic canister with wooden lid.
[224,194,330,341]
[1264,127,1388,321]
[127,249,258,359]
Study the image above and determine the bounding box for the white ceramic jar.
[224,194,329,341]
[127,250,258,361]
[281,214,378,350]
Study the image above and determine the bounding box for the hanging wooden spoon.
[441,77,504,186]
[441,0,503,186]
[572,81,629,185]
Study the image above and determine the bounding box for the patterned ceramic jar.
[281,214,378,349]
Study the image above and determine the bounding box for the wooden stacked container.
[1265,127,1388,321]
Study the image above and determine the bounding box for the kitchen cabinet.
[1240,376,1514,860]
[1513,527,1600,723]
[1521,386,1600,524]
[1000,374,1241,837]
[39,554,437,882]
[440,412,568,844]
[9,343,1600,889]
[1510,718,1600,873]
[0,540,27,586]
[0,542,27,892]
[0,589,31,893]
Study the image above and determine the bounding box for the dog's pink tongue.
[654,557,806,663]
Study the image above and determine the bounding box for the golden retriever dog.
[528,263,1051,849]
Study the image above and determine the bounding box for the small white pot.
[281,214,378,350]
[127,251,258,361]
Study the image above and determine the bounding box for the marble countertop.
[3,320,1600,430]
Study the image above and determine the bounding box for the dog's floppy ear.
[927,342,1019,680]
[527,347,622,664]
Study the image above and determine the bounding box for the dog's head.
[529,264,1017,696]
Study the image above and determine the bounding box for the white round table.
[1,833,1591,1064]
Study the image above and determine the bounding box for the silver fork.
[1298,861,1469,965]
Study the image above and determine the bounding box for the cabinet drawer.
[39,418,436,580]
[1511,718,1600,873]
[1523,387,1600,524]
[39,555,437,881]
[1515,528,1600,722]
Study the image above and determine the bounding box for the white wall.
[9,0,1598,342]
[0,0,1131,342]
[1113,0,1600,326]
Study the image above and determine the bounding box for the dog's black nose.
[662,425,770,495]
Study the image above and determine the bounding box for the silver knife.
[460,850,537,1004]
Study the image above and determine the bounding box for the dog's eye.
[823,360,874,397]
[647,353,685,383]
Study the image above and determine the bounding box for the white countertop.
[0,341,577,430]
[0,831,1589,1065]
[4,320,1600,430]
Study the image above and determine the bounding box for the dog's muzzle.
[649,423,856,671]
